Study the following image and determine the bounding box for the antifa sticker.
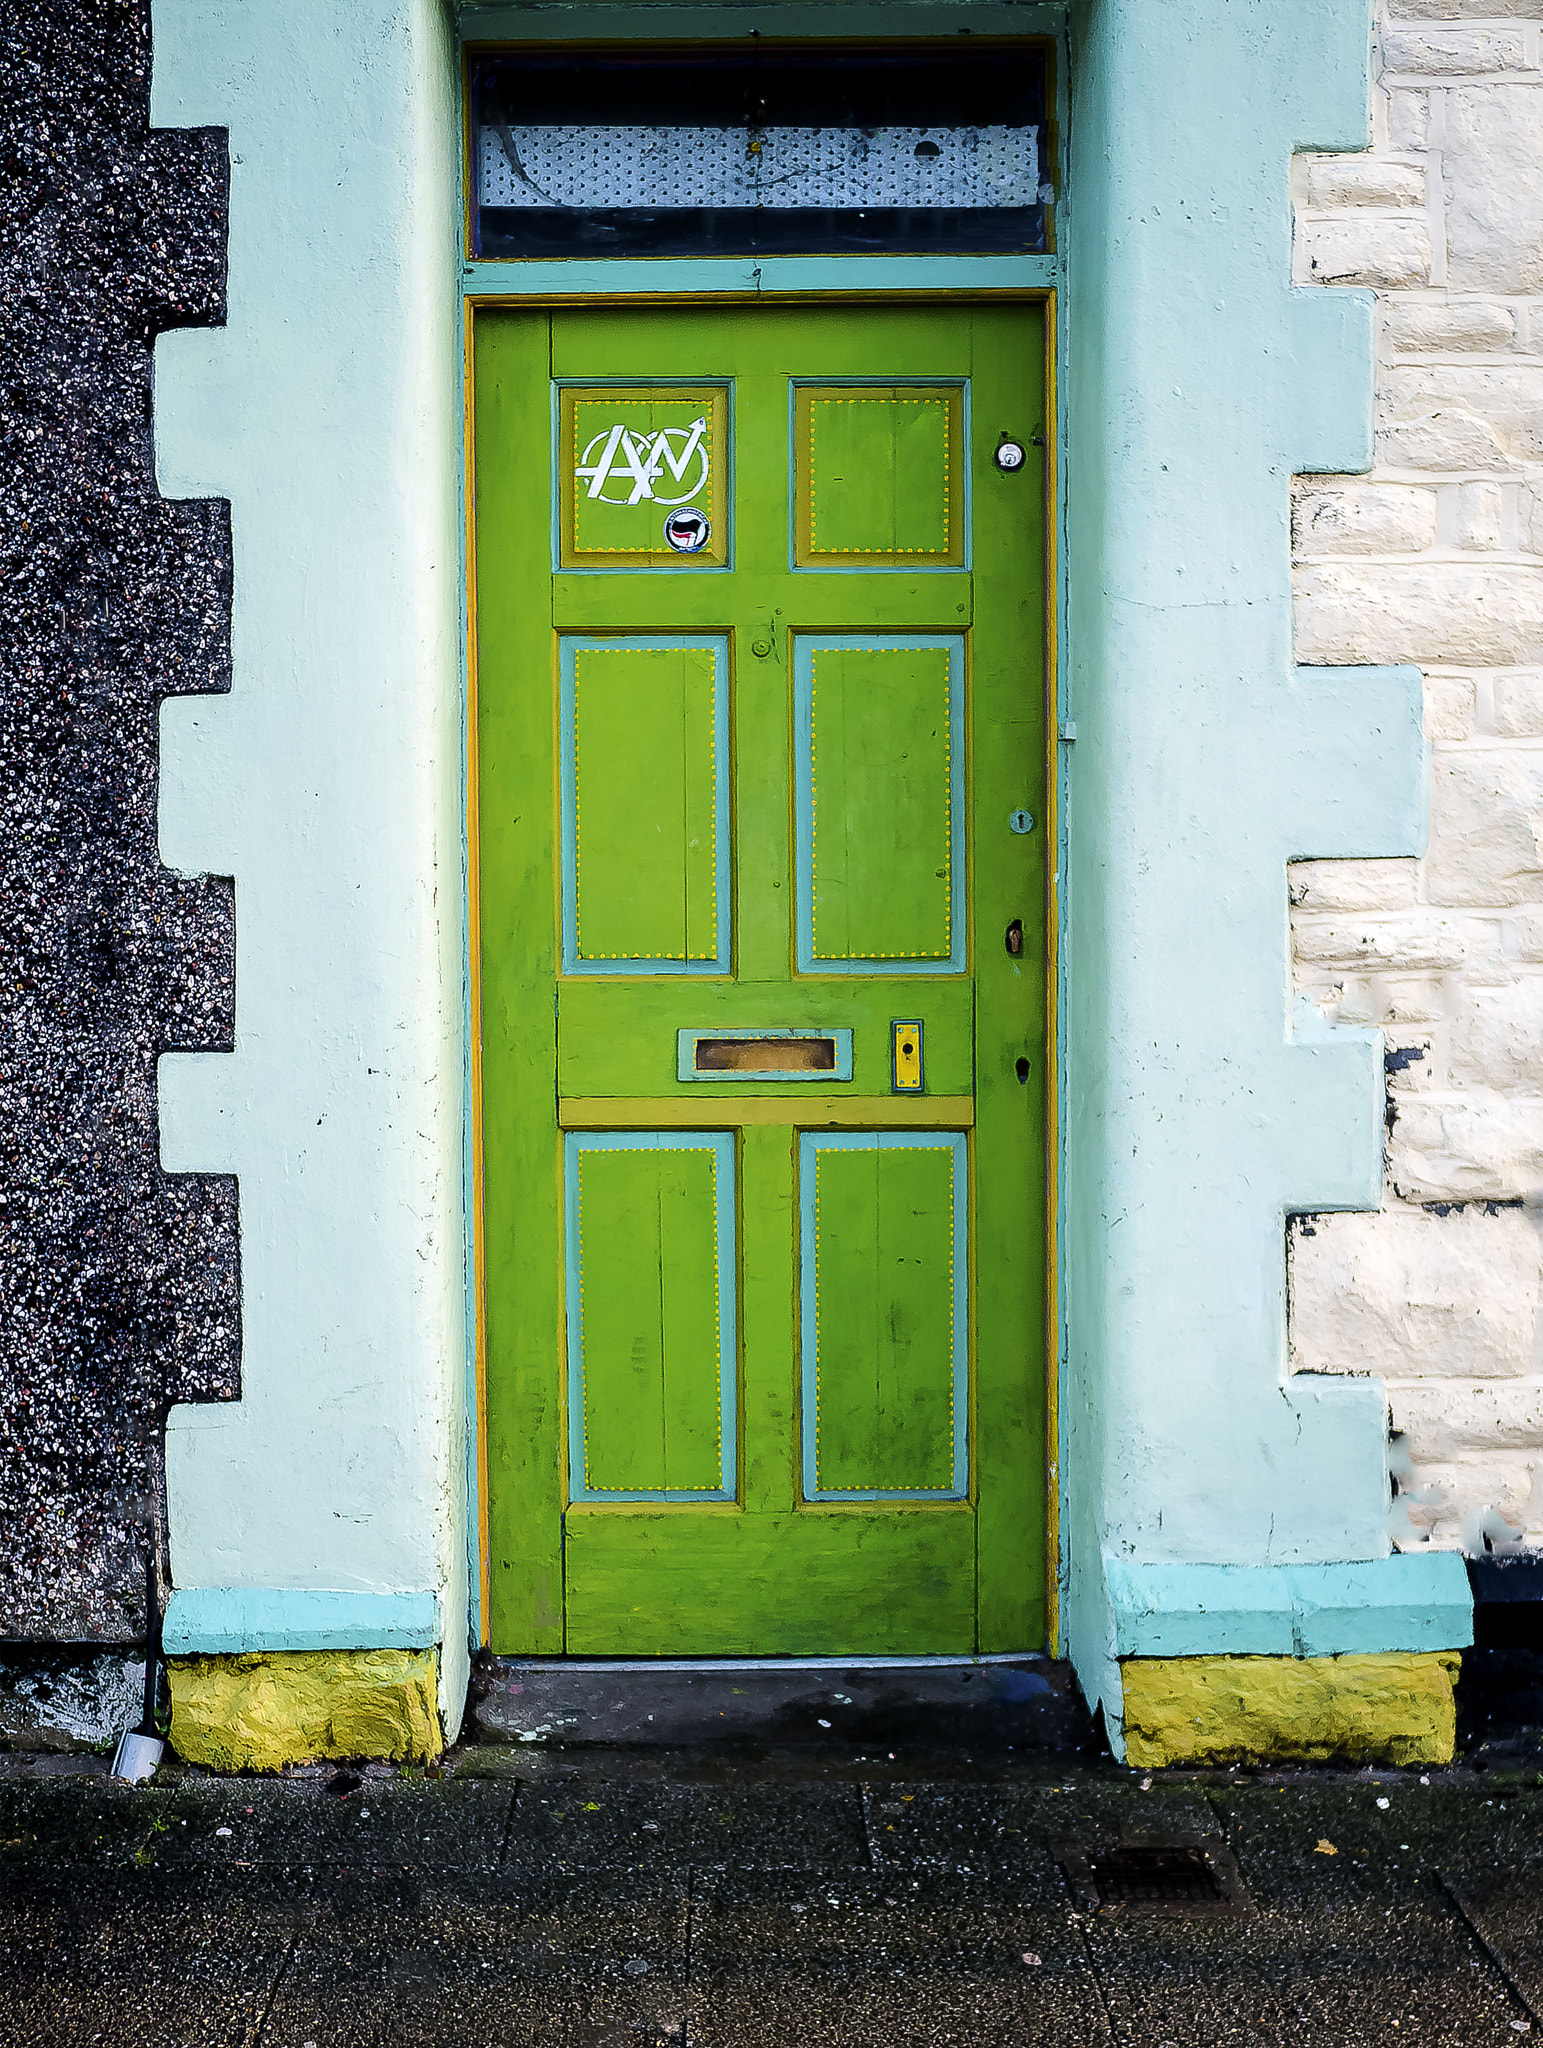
[663,506,712,554]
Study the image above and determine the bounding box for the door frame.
[456,4,1070,1660]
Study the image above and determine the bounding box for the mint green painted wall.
[150,0,470,1732]
[1060,0,1426,1744]
[141,0,1430,1747]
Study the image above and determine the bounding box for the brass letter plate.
[678,1028,854,1082]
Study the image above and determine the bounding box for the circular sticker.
[663,506,711,554]
[995,439,1027,472]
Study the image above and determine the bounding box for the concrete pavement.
[4,1654,1543,2045]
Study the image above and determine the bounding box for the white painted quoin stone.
[1291,1,1543,1548]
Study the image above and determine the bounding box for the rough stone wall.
[1290,2,1543,1550]
[0,1,239,1638]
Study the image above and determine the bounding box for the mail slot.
[677,1028,855,1082]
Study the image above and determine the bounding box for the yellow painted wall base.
[1121,1651,1460,1769]
[168,1649,442,1773]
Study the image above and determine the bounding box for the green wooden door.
[474,302,1048,1655]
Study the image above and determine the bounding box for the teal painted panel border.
[799,1129,969,1502]
[559,636,732,977]
[677,1026,854,1083]
[564,1129,738,1504]
[162,1588,440,1656]
[1106,1556,1474,1661]
[793,635,966,977]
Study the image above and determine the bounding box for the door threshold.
[468,1651,1094,1757]
[497,1653,1041,1672]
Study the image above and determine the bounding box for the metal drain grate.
[1093,1843,1222,1904]
[1056,1837,1253,1919]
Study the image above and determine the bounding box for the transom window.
[467,43,1051,260]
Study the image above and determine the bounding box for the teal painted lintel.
[465,256,1059,300]
[1107,1558,1474,1662]
[163,1589,441,1657]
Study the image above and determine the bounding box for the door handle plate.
[891,1019,925,1095]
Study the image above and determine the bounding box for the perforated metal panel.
[477,124,1040,212]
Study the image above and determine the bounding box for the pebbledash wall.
[1289,5,1543,1563]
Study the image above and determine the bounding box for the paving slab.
[1437,1868,1543,2023]
[860,1775,1221,1877]
[1077,1891,1528,2048]
[1063,1777,1539,2046]
[685,1866,1111,2048]
[260,1869,689,2048]
[1212,1779,1543,1898]
[0,1772,517,1875]
[502,1776,868,1872]
[0,1864,306,2048]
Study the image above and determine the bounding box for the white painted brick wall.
[1289,2,1543,1550]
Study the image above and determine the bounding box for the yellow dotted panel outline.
[806,392,954,562]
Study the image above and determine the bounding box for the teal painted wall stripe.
[163,1589,440,1656]
[1106,1558,1474,1661]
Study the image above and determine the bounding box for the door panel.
[557,979,976,1098]
[564,1131,736,1503]
[560,384,730,568]
[474,301,1048,1655]
[794,636,965,973]
[801,1131,967,1501]
[559,637,729,974]
[794,384,966,567]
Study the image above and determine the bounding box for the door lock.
[891,1019,924,1095]
[1005,918,1024,957]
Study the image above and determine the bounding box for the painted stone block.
[1121,1651,1460,1769]
[801,1131,968,1500]
[168,1650,441,1773]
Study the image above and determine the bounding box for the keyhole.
[1005,918,1024,957]
[1016,1057,1030,1084]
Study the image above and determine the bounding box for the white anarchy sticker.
[575,416,710,506]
